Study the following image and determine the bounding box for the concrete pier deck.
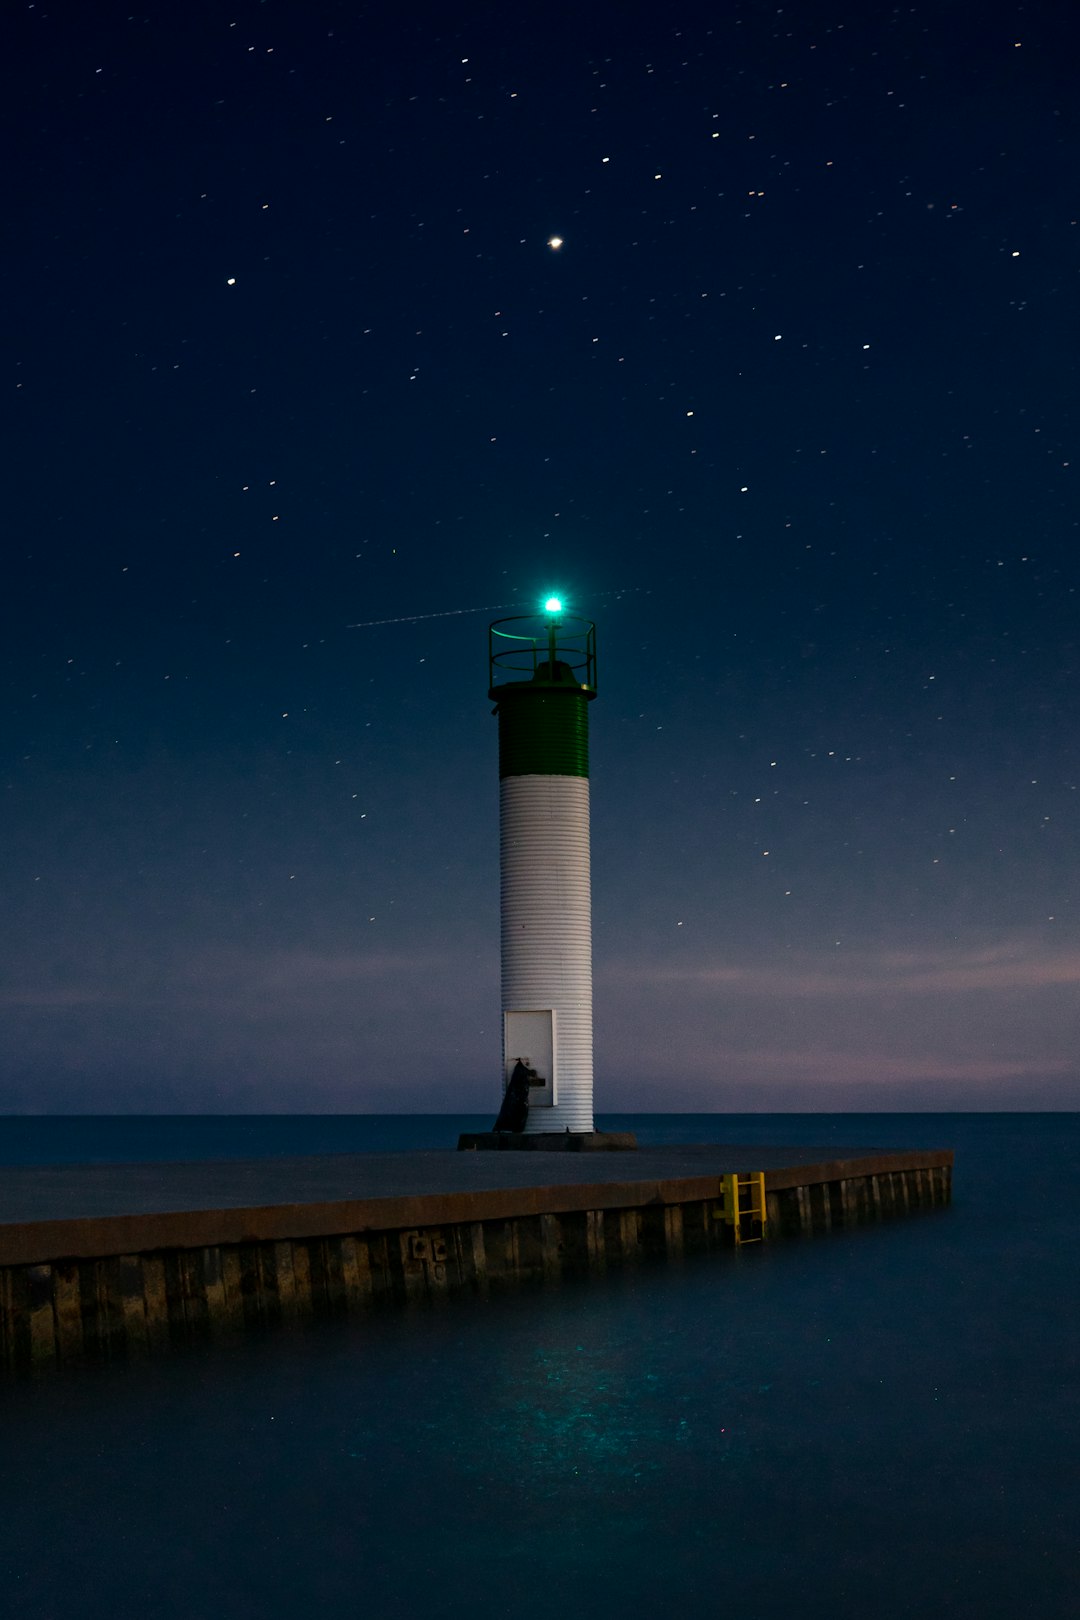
[0,1143,953,1374]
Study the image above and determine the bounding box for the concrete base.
[457,1131,638,1152]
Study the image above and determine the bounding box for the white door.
[504,1009,555,1106]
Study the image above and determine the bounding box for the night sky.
[6,0,1079,1113]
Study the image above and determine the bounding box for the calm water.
[1,1114,1077,1619]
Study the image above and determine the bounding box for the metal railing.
[489,614,597,691]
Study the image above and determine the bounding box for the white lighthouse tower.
[489,600,598,1133]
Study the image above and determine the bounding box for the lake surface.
[1,1114,1076,1619]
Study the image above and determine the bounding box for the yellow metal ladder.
[721,1172,767,1244]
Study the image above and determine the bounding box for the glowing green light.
[544,596,563,613]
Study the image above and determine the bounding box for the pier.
[0,1141,952,1374]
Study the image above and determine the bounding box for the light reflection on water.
[0,1114,1076,1620]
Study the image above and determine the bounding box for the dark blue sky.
[5,0,1078,1112]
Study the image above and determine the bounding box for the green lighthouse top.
[489,609,597,778]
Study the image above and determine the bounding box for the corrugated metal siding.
[500,776,594,1133]
[497,688,590,778]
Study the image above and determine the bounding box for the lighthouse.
[489,600,597,1133]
